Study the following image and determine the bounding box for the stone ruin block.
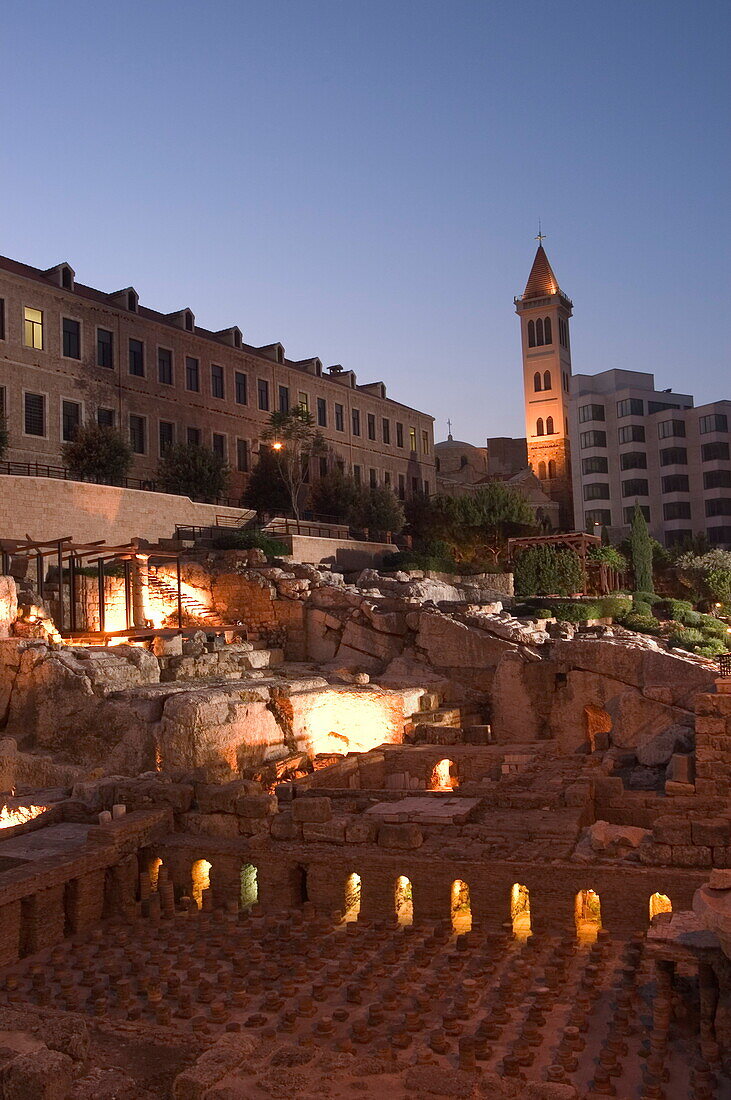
[291,796,332,823]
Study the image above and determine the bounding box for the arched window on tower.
[536,318,544,346]
[536,418,544,437]
[548,459,557,479]
[533,371,542,392]
[546,416,554,435]
[544,317,552,344]
[538,461,546,480]
[543,370,551,390]
[527,320,536,348]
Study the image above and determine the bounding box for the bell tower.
[514,238,575,530]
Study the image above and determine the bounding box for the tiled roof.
[523,245,559,299]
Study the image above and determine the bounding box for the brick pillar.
[67,871,106,934]
[21,885,65,955]
[694,688,731,798]
[104,854,138,918]
[0,901,21,967]
[359,867,399,923]
[209,854,240,909]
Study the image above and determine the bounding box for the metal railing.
[0,461,245,509]
[719,653,731,678]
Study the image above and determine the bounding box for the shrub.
[61,422,133,483]
[587,545,629,571]
[707,568,731,606]
[697,643,728,659]
[656,598,695,622]
[668,627,705,648]
[513,546,583,597]
[382,542,457,574]
[682,610,702,627]
[551,601,601,623]
[698,614,730,639]
[157,443,230,503]
[210,529,289,557]
[618,612,663,635]
[599,596,632,619]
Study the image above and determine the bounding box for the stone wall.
[0,474,248,544]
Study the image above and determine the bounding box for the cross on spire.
[447,418,453,440]
[535,220,546,246]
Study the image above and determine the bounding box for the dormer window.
[185,310,194,332]
[61,266,73,290]
[127,289,138,312]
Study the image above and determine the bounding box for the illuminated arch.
[344,872,361,922]
[451,880,472,934]
[511,883,531,939]
[395,875,413,926]
[575,889,602,943]
[191,859,211,909]
[649,892,672,921]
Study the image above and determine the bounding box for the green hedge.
[513,546,583,597]
[211,530,289,557]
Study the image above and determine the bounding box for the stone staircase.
[147,572,225,627]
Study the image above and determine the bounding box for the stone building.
[515,243,576,530]
[570,367,731,547]
[0,254,435,503]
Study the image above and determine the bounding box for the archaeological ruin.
[0,535,730,1098]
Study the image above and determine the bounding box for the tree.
[0,413,7,462]
[309,467,361,522]
[260,408,326,520]
[514,545,583,597]
[61,421,132,484]
[157,443,230,502]
[629,503,654,596]
[242,446,291,515]
[350,484,405,535]
[405,483,535,566]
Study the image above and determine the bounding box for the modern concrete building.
[0,254,435,504]
[569,368,731,547]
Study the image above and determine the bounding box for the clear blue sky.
[2,1,729,444]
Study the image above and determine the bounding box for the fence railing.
[0,462,245,509]
[719,653,731,678]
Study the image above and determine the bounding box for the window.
[664,501,692,520]
[97,329,113,368]
[211,364,225,399]
[548,460,556,478]
[704,469,731,490]
[563,372,569,392]
[335,403,344,432]
[278,385,290,413]
[622,479,649,497]
[298,392,309,411]
[382,418,390,444]
[706,498,731,517]
[620,451,647,470]
[536,318,544,345]
[0,298,4,340]
[618,424,645,444]
[580,430,607,448]
[700,413,729,434]
[584,483,610,500]
[658,419,685,439]
[543,370,551,390]
[585,509,611,527]
[527,320,535,347]
[665,529,692,547]
[157,348,173,385]
[543,317,552,344]
[398,473,405,500]
[409,427,417,451]
[212,433,225,459]
[128,338,144,377]
[353,465,361,485]
[582,456,608,475]
[396,422,404,448]
[559,317,569,348]
[185,357,200,392]
[257,379,269,411]
[702,441,730,462]
[411,476,420,495]
[422,430,430,454]
[23,307,43,349]
[367,414,376,441]
[236,439,249,472]
[649,400,682,413]
[235,372,248,405]
[62,318,80,359]
[617,398,644,418]
[319,456,328,477]
[660,447,687,466]
[533,371,542,392]
[369,468,377,489]
[97,407,114,428]
[187,427,201,446]
[708,525,731,545]
[545,416,554,435]
[129,414,146,454]
[538,461,547,479]
[384,471,391,487]
[624,505,650,523]
[317,397,327,427]
[352,409,361,436]
[61,400,81,442]
[24,392,45,436]
[662,474,689,493]
[536,418,544,436]
[159,421,174,454]
[579,404,605,423]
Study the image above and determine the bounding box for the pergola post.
[176,558,183,629]
[97,559,106,634]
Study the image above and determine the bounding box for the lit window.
[298,391,309,411]
[24,307,43,349]
[409,426,417,451]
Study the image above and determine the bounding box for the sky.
[1,1,729,445]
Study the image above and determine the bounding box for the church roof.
[523,245,559,299]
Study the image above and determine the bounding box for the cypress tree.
[629,502,654,596]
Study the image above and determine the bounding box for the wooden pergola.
[507,531,602,596]
[0,536,186,636]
